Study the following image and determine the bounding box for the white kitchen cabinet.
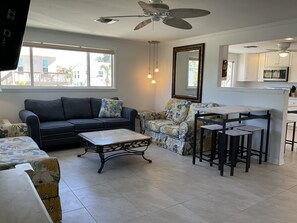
[289,52,297,82]
[265,52,290,67]
[237,53,259,81]
[257,53,265,82]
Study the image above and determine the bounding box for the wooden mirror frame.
[171,43,205,102]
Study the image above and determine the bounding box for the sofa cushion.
[68,119,104,132]
[0,136,48,170]
[0,136,40,152]
[90,98,102,118]
[145,119,175,132]
[98,98,123,118]
[24,99,65,122]
[165,99,191,124]
[96,118,130,129]
[159,125,180,137]
[61,97,92,119]
[40,121,74,135]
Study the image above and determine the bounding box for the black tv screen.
[0,0,31,71]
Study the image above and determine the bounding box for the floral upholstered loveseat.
[0,122,62,223]
[139,99,219,155]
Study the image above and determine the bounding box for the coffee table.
[77,129,152,173]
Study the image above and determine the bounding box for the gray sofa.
[19,97,137,148]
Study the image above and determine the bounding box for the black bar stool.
[199,124,222,166]
[235,125,265,164]
[219,129,253,176]
[199,123,245,166]
[285,120,296,151]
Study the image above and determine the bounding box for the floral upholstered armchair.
[0,121,62,223]
[139,99,219,155]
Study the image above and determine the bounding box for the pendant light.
[147,40,160,84]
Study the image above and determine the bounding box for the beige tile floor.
[49,135,297,223]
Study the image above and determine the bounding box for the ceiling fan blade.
[163,17,192,30]
[134,19,152,30]
[169,8,210,18]
[138,1,159,14]
[266,49,279,51]
[96,15,149,24]
[96,15,148,20]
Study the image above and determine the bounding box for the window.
[0,44,115,88]
[0,47,31,86]
[32,47,88,87]
[188,57,199,88]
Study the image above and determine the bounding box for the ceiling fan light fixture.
[279,51,289,58]
[151,15,161,21]
[277,42,291,50]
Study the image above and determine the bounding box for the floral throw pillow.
[98,98,123,118]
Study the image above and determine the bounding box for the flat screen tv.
[0,0,31,71]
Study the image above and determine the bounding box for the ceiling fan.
[96,0,210,30]
[267,42,297,57]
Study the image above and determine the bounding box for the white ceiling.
[229,38,297,54]
[27,0,297,42]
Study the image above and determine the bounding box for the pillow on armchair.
[98,98,123,118]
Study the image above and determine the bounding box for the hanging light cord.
[148,42,151,74]
[153,42,155,79]
[156,42,158,69]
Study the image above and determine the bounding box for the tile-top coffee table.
[77,129,152,173]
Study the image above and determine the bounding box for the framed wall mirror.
[172,43,205,102]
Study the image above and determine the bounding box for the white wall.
[0,28,156,122]
[156,18,297,165]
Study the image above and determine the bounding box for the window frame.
[0,42,116,91]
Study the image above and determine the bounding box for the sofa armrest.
[0,122,28,138]
[139,111,166,132]
[139,111,166,121]
[27,157,61,197]
[179,120,205,140]
[27,157,62,222]
[122,107,138,131]
[19,109,42,147]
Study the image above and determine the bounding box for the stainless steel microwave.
[263,67,289,82]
